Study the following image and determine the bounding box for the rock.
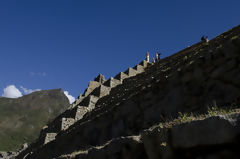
[141,125,169,159]
[68,136,147,159]
[170,113,240,150]
[94,74,106,83]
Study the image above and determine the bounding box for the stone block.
[103,77,122,88]
[61,118,75,131]
[44,133,57,144]
[133,64,144,73]
[70,94,85,108]
[171,114,240,149]
[83,81,101,96]
[115,72,128,81]
[80,95,99,109]
[139,60,148,68]
[124,67,137,77]
[91,85,111,97]
[74,106,90,120]
[94,74,106,83]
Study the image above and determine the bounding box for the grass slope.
[0,89,70,151]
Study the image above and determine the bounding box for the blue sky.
[0,0,239,102]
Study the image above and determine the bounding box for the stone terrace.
[17,25,240,159]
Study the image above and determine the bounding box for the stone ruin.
[12,25,240,159]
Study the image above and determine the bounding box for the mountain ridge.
[0,88,70,151]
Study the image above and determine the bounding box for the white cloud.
[2,85,23,98]
[20,86,41,94]
[64,91,75,104]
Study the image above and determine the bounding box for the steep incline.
[17,25,240,159]
[16,59,148,158]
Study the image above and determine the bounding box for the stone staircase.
[16,25,240,159]
[37,60,148,145]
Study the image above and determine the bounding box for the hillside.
[15,25,240,159]
[0,89,69,151]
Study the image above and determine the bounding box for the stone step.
[80,95,99,109]
[82,74,106,97]
[94,74,106,83]
[43,133,57,145]
[75,107,90,121]
[124,67,137,77]
[70,105,90,121]
[83,81,101,97]
[115,72,129,81]
[133,64,144,74]
[70,94,85,108]
[103,77,122,88]
[61,118,75,131]
[90,85,111,98]
[139,60,148,68]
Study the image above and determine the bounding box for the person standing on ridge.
[156,52,161,61]
[201,36,209,43]
[146,52,150,63]
[155,53,159,62]
[152,57,156,63]
[206,36,209,42]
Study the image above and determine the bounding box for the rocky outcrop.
[16,25,240,159]
[54,113,240,159]
[142,113,240,159]
[59,136,147,159]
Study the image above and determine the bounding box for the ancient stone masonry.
[124,67,137,77]
[16,60,149,158]
[90,85,111,97]
[61,118,75,131]
[103,77,121,88]
[16,25,240,159]
[70,74,106,108]
[43,133,57,145]
[114,72,128,81]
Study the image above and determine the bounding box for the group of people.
[201,35,209,43]
[145,52,161,63]
[145,35,208,63]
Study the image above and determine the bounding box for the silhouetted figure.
[205,36,209,42]
[156,52,161,61]
[152,57,156,63]
[155,53,159,62]
[201,36,209,43]
[146,52,150,62]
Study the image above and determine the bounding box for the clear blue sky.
[0,0,239,99]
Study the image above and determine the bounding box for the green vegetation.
[165,103,240,128]
[231,35,239,40]
[0,89,69,151]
